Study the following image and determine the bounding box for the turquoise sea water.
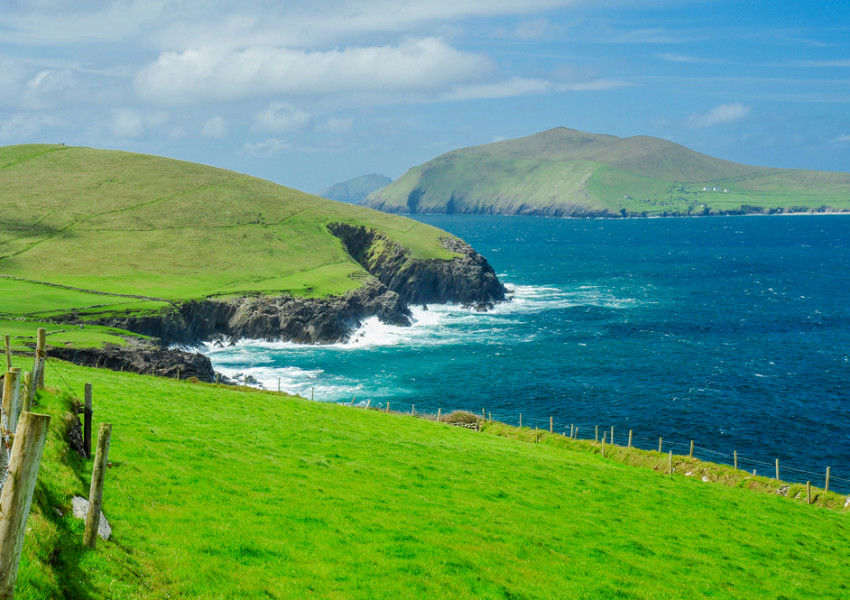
[205,215,850,492]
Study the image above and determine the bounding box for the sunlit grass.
[16,358,850,599]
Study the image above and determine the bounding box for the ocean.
[204,214,850,492]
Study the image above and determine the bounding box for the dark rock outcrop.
[47,344,216,382]
[92,280,411,346]
[52,227,505,378]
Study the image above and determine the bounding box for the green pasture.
[0,144,460,345]
[15,357,850,599]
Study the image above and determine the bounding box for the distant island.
[362,127,850,218]
[318,173,392,204]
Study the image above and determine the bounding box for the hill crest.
[363,128,850,217]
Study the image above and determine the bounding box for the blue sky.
[2,0,849,193]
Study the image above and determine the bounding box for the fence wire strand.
[30,359,850,495]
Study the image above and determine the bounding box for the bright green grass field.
[17,356,850,600]
[0,144,456,303]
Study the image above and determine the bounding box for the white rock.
[701,476,709,482]
[71,496,112,540]
[845,496,850,509]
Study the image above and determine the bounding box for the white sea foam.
[202,281,646,401]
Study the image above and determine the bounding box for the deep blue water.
[206,215,850,492]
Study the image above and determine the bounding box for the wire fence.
[42,358,850,497]
[365,400,850,497]
[460,408,850,495]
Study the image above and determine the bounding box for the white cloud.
[201,115,229,139]
[442,76,628,101]
[318,117,355,134]
[444,77,555,101]
[656,53,723,64]
[149,1,582,50]
[135,37,496,106]
[794,59,850,67]
[5,1,583,48]
[0,113,68,141]
[240,138,292,155]
[254,104,313,134]
[687,102,751,128]
[831,134,850,144]
[110,109,169,138]
[511,18,556,40]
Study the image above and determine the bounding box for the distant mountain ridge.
[363,127,850,217]
[319,173,392,204]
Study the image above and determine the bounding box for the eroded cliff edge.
[50,227,506,380]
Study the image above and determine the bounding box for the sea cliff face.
[326,223,505,307]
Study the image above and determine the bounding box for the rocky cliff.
[65,227,505,377]
[326,223,505,307]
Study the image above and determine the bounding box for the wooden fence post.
[668,450,673,476]
[601,433,606,457]
[658,437,663,453]
[0,412,51,597]
[775,459,780,481]
[689,440,694,459]
[3,335,10,372]
[594,425,599,442]
[385,402,390,414]
[84,383,93,459]
[483,408,486,420]
[806,481,812,505]
[84,423,112,549]
[550,416,553,434]
[518,414,522,430]
[610,426,614,445]
[488,412,492,422]
[215,373,220,384]
[825,466,831,494]
[734,450,738,470]
[25,364,38,415]
[570,424,574,439]
[35,328,46,390]
[364,400,371,410]
[411,404,415,415]
[437,408,441,421]
[574,426,578,440]
[628,430,633,448]
[2,369,22,434]
[21,372,32,413]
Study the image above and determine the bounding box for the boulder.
[71,496,111,540]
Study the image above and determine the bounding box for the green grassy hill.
[363,127,850,217]
[16,357,850,599]
[318,173,393,203]
[0,145,461,349]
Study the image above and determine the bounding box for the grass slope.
[318,174,393,204]
[17,356,850,599]
[364,127,850,216]
[0,144,457,348]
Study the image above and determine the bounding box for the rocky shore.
[53,229,506,382]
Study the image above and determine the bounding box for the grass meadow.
[15,356,850,600]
